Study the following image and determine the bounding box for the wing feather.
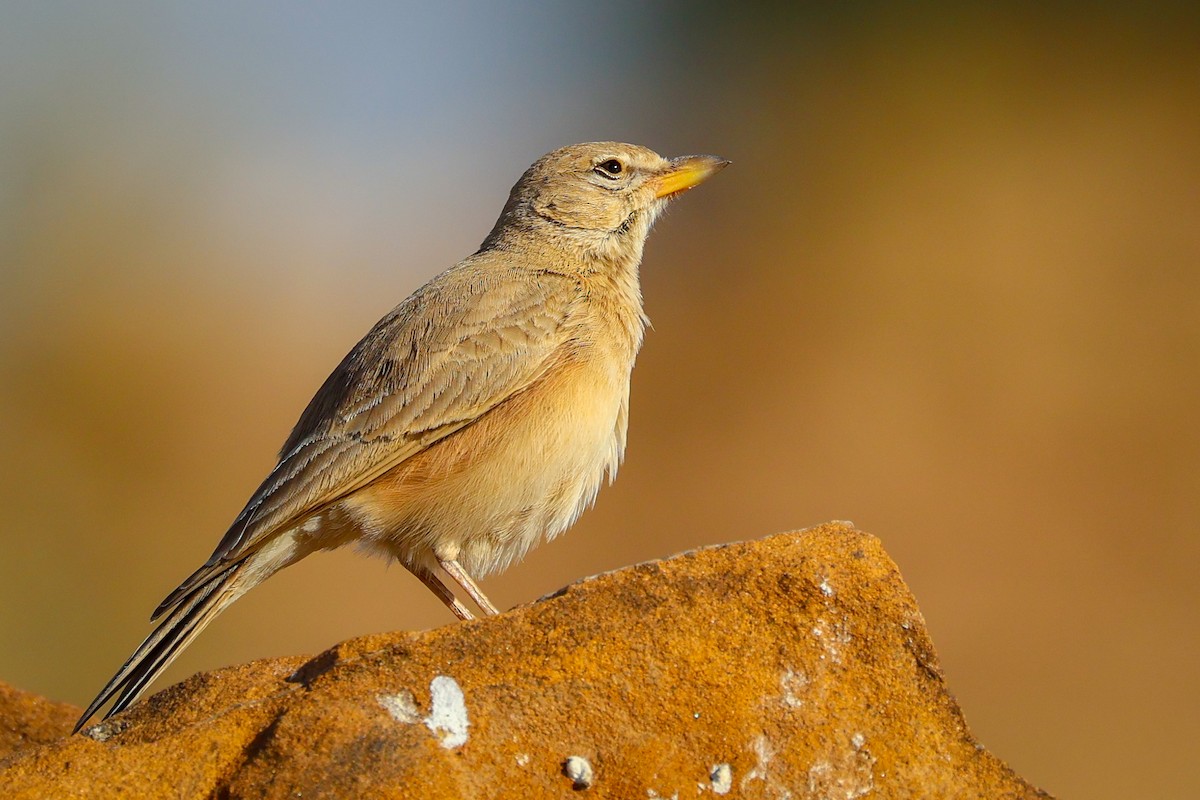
[154,261,581,618]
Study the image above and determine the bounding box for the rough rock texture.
[0,681,79,763]
[0,524,1053,798]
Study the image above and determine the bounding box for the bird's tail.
[74,561,249,734]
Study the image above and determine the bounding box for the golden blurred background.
[2,3,1197,796]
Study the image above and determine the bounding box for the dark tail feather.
[74,562,243,733]
[151,559,221,621]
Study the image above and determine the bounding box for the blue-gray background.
[3,4,1198,796]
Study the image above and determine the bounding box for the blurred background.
[2,2,1197,796]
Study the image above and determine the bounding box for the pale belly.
[338,353,631,577]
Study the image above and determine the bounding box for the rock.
[0,523,1054,798]
[0,681,79,762]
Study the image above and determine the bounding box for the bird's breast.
[344,333,638,577]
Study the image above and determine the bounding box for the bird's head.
[483,142,728,269]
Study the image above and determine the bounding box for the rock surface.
[0,681,79,763]
[0,524,1053,798]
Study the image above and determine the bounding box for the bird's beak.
[652,154,731,199]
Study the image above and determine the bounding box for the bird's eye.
[595,159,624,178]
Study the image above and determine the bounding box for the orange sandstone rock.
[0,524,1053,799]
[0,681,79,762]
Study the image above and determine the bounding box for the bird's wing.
[155,263,581,617]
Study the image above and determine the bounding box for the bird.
[75,142,728,732]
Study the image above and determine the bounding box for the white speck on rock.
[710,763,733,794]
[740,734,775,789]
[819,577,834,597]
[425,675,469,749]
[811,618,851,665]
[82,720,121,742]
[378,677,470,749]
[564,755,594,789]
[516,752,531,766]
[807,734,876,799]
[377,690,421,724]
[780,668,809,708]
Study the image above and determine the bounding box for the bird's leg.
[439,558,501,616]
[404,562,475,621]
